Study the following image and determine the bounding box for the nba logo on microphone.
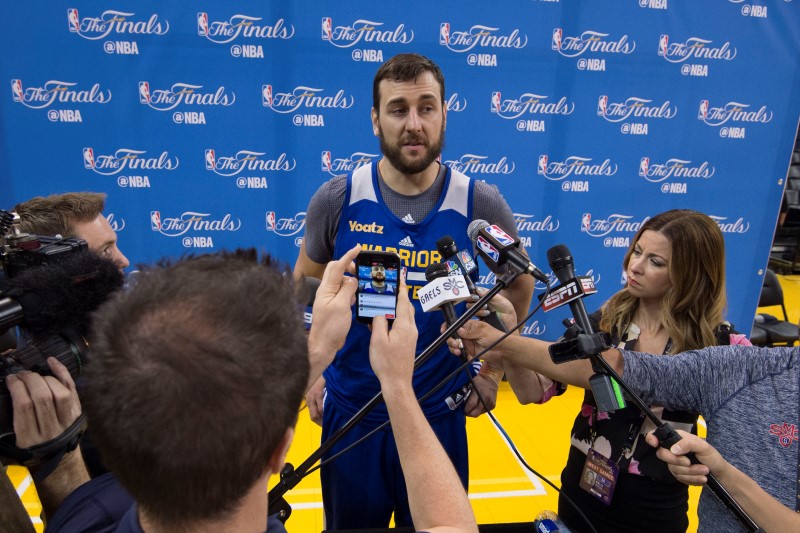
[538,155,548,175]
[321,151,331,172]
[639,157,649,177]
[266,211,277,231]
[658,35,669,56]
[262,85,273,107]
[11,79,23,102]
[597,95,608,116]
[150,211,162,231]
[321,17,332,40]
[197,13,209,36]
[581,213,592,232]
[439,23,450,45]
[83,148,95,169]
[139,82,151,104]
[698,100,709,120]
[67,9,79,32]
[205,149,216,170]
[491,92,501,113]
[552,28,562,50]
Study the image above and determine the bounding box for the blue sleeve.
[621,345,796,419]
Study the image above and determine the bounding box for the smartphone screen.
[355,251,400,323]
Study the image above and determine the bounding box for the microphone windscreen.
[546,244,572,267]
[467,219,490,243]
[5,250,124,336]
[425,262,449,282]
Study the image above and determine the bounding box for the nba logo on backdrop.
[205,149,215,170]
[321,17,332,40]
[321,151,331,172]
[83,148,95,169]
[698,100,709,119]
[491,92,501,113]
[440,23,450,45]
[261,85,273,107]
[581,213,592,232]
[538,155,548,174]
[639,157,649,177]
[139,82,150,104]
[67,9,79,32]
[658,35,669,56]
[597,95,608,116]
[11,79,23,102]
[150,211,162,231]
[197,13,209,36]
[266,211,276,231]
[551,28,562,50]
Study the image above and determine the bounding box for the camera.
[0,209,118,464]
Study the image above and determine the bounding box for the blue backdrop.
[2,1,799,338]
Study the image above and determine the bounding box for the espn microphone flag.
[418,274,470,313]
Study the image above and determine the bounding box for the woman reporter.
[453,210,749,533]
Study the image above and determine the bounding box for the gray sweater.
[622,345,799,533]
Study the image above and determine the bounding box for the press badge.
[579,448,619,505]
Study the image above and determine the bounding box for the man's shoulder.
[46,473,133,533]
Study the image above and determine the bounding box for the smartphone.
[355,250,400,323]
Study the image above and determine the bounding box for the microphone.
[300,277,320,331]
[435,235,478,293]
[0,250,125,337]
[547,244,624,413]
[467,220,547,282]
[422,263,468,329]
[437,234,508,333]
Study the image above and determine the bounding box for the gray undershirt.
[303,162,519,264]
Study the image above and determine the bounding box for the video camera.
[0,209,122,465]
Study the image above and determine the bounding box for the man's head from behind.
[85,250,309,528]
[13,192,129,270]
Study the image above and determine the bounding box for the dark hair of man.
[372,53,446,112]
[84,249,309,527]
[13,192,106,237]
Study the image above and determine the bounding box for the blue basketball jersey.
[327,162,476,423]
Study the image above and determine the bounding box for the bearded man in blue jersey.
[294,53,535,529]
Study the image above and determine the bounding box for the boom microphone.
[467,220,547,282]
[0,250,125,337]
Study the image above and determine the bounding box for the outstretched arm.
[647,430,799,531]
[370,272,478,533]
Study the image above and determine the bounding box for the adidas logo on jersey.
[402,213,415,224]
[398,236,414,247]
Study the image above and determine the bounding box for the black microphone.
[547,244,624,413]
[467,220,548,283]
[547,244,593,334]
[436,235,478,293]
[0,250,125,337]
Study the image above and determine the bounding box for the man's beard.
[379,125,445,176]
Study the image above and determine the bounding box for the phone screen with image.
[355,251,400,323]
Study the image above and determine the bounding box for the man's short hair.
[13,192,106,237]
[84,250,309,527]
[372,53,446,112]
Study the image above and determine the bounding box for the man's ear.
[268,427,295,476]
[371,107,380,137]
